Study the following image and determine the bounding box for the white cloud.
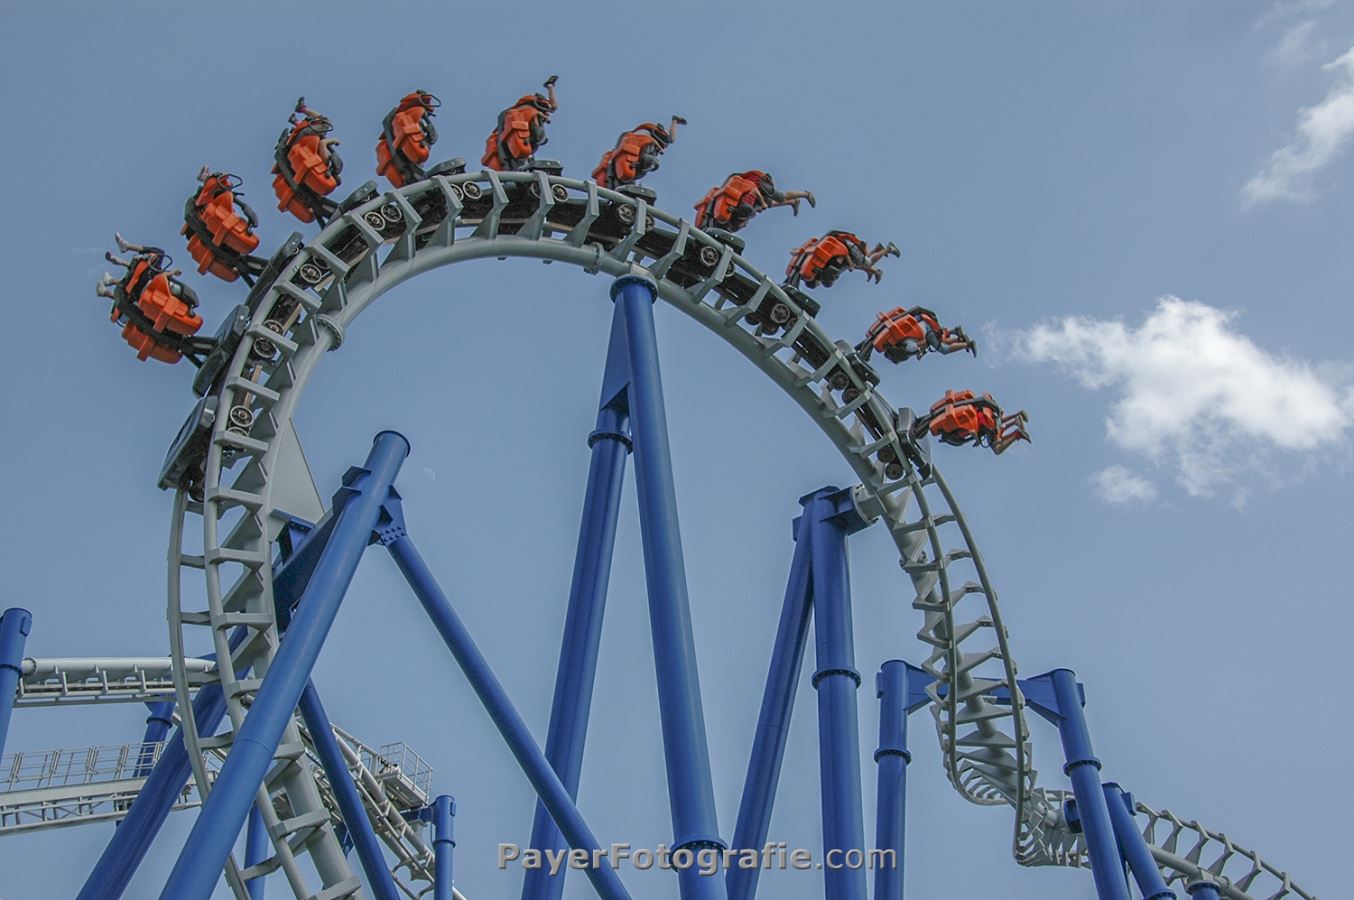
[1244,45,1354,205]
[1255,0,1335,31]
[1018,297,1352,499]
[1092,466,1159,505]
[1266,20,1325,70]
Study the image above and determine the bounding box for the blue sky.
[1,1,1351,897]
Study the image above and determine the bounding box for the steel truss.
[155,170,1313,899]
[0,164,1317,899]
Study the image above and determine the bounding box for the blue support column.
[614,274,728,900]
[727,511,814,900]
[1102,784,1174,900]
[872,660,932,900]
[244,803,269,900]
[298,681,400,900]
[0,607,32,760]
[1022,670,1129,900]
[803,488,870,900]
[523,309,632,900]
[1186,882,1222,900]
[431,795,456,900]
[161,431,410,900]
[383,526,631,900]
[134,701,176,779]
[78,663,234,899]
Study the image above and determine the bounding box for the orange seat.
[117,320,183,364]
[376,108,432,186]
[928,390,997,441]
[183,175,260,282]
[593,129,661,187]
[788,233,860,284]
[113,262,203,363]
[695,172,761,229]
[274,127,340,222]
[388,106,433,165]
[591,149,617,186]
[867,307,926,352]
[481,101,545,172]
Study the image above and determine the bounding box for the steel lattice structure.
[0,142,1322,900]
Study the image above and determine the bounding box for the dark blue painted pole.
[134,702,176,778]
[1102,784,1174,899]
[77,672,232,899]
[0,607,32,760]
[432,795,456,900]
[384,531,631,900]
[298,682,400,900]
[1186,882,1221,900]
[1046,670,1128,900]
[523,310,632,900]
[244,803,269,900]
[161,431,410,900]
[727,511,814,900]
[614,275,728,900]
[872,662,911,900]
[805,490,868,900]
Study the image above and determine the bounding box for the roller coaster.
[0,81,1322,900]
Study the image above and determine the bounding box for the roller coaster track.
[16,656,214,707]
[163,167,1315,898]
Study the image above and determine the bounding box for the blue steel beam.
[431,795,456,900]
[803,488,871,900]
[523,306,632,900]
[244,803,269,900]
[872,660,932,900]
[727,509,814,900]
[1023,670,1129,900]
[77,645,236,900]
[160,431,410,900]
[0,607,32,759]
[614,274,728,900]
[134,701,176,778]
[382,525,631,900]
[1187,883,1222,900]
[1102,784,1174,900]
[84,508,328,898]
[298,681,400,900]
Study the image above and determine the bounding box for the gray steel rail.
[159,168,1315,899]
[16,657,214,707]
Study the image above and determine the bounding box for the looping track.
[166,168,1315,899]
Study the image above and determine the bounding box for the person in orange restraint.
[273,97,343,224]
[376,90,440,187]
[917,390,1030,455]
[592,116,686,188]
[856,306,977,363]
[482,75,559,172]
[181,167,265,284]
[97,234,208,365]
[694,170,815,232]
[785,231,899,288]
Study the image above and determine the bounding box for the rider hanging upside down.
[376,90,440,187]
[482,76,558,173]
[917,390,1029,455]
[97,234,209,365]
[273,97,343,224]
[592,116,686,188]
[857,306,977,363]
[694,171,815,232]
[182,167,266,284]
[785,231,899,288]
